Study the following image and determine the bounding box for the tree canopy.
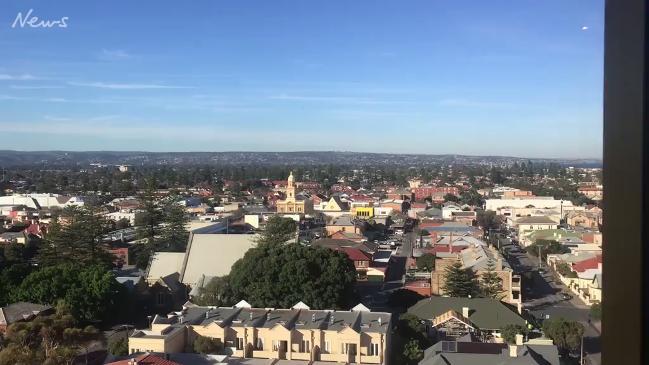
[480,260,504,299]
[10,264,124,323]
[442,262,479,298]
[500,324,529,344]
[542,318,584,356]
[204,242,357,309]
[38,206,115,268]
[415,254,435,272]
[527,240,570,260]
[255,215,297,245]
[0,304,102,365]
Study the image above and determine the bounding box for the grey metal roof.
[0,302,53,325]
[419,341,560,365]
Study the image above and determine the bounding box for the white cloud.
[438,98,518,109]
[68,81,194,90]
[269,94,409,105]
[581,26,589,31]
[10,85,64,89]
[0,73,36,81]
[98,49,133,61]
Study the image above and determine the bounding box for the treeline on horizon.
[0,162,601,207]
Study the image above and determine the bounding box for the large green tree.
[11,264,124,323]
[38,206,114,268]
[255,215,297,245]
[501,324,529,344]
[200,243,357,309]
[480,260,504,299]
[135,178,163,245]
[416,254,435,272]
[542,318,584,356]
[527,240,570,260]
[442,262,479,298]
[158,199,190,251]
[476,210,502,231]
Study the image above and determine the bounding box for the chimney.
[509,344,518,357]
[312,314,316,322]
[462,307,470,318]
[330,314,335,324]
[378,317,382,326]
[515,334,524,346]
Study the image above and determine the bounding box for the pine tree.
[480,259,504,299]
[135,178,162,245]
[441,261,479,298]
[38,206,113,267]
[158,199,189,251]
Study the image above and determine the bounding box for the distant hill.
[0,150,602,168]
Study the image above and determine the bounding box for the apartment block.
[129,301,391,365]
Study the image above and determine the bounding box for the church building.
[276,172,314,214]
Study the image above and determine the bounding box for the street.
[357,231,415,313]
[502,241,601,365]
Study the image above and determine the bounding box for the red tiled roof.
[419,222,443,229]
[338,247,371,261]
[106,354,181,365]
[572,255,602,273]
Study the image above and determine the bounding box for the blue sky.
[0,0,603,158]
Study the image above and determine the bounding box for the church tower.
[286,171,296,202]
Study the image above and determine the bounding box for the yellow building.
[276,172,314,214]
[353,206,374,219]
[129,301,391,364]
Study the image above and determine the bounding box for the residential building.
[325,215,360,236]
[485,198,573,212]
[577,185,603,200]
[276,172,314,214]
[566,211,601,229]
[450,211,476,225]
[441,203,462,220]
[0,302,54,333]
[321,196,350,213]
[413,186,460,201]
[430,241,521,304]
[128,301,391,364]
[408,297,526,342]
[514,216,560,245]
[418,339,559,365]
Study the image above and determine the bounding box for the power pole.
[538,245,542,270]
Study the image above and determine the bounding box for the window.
[324,341,331,353]
[300,340,310,353]
[236,338,244,350]
[272,340,279,351]
[369,343,379,356]
[256,338,263,350]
